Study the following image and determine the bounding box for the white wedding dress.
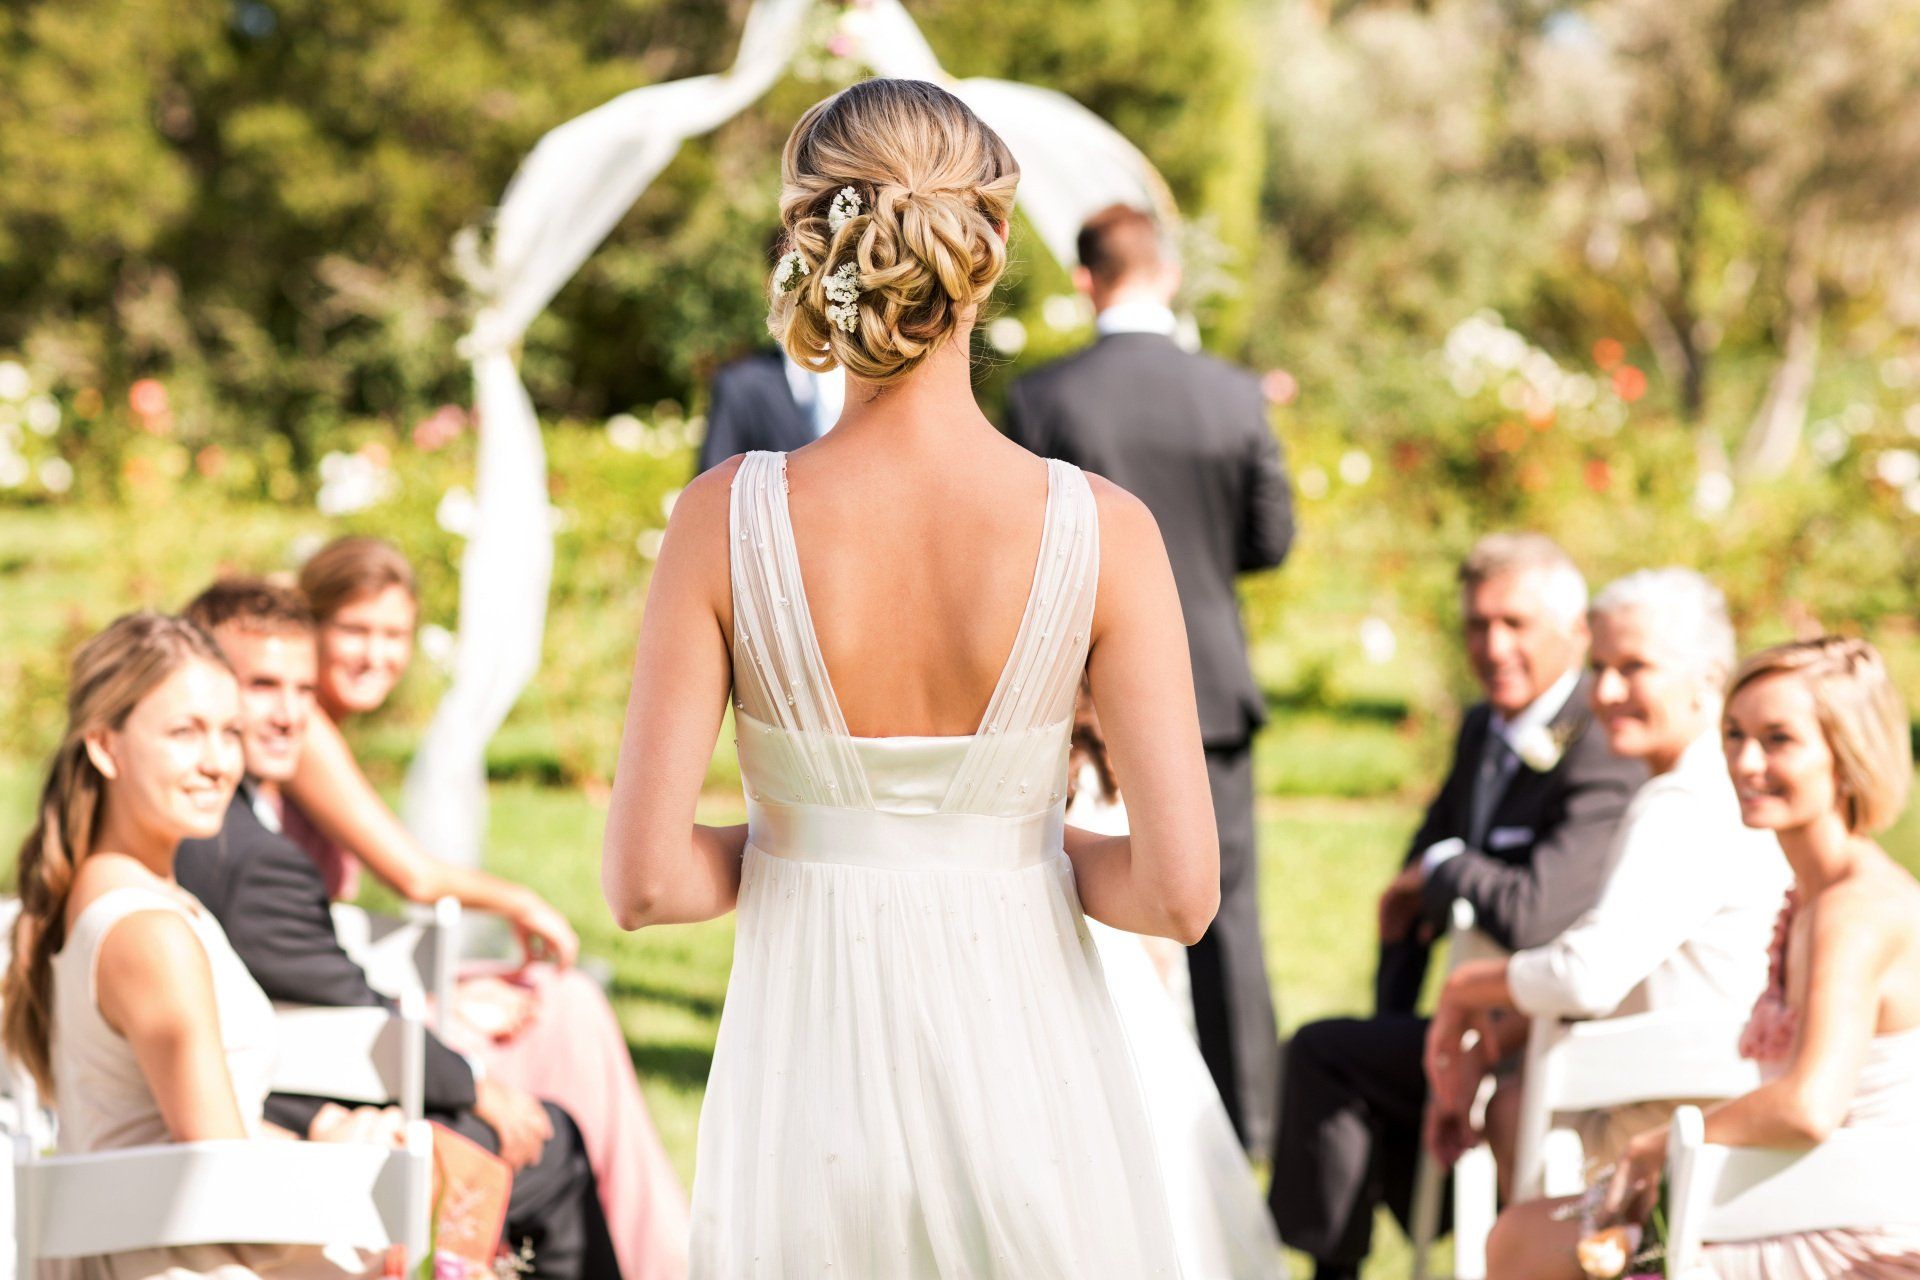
[690,451,1185,1278]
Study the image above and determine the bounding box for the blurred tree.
[1509,0,1920,475]
[0,0,1256,470]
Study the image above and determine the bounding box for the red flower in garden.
[1611,365,1648,403]
[1391,441,1422,473]
[1583,458,1613,492]
[195,445,227,479]
[1592,338,1626,371]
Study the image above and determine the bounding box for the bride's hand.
[511,891,580,969]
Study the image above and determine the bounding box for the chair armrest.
[1546,1010,1763,1111]
[16,1124,431,1258]
[271,992,425,1121]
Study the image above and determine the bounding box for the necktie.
[1468,731,1514,850]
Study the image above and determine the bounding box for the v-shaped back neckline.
[766,451,1059,745]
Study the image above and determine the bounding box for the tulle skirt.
[689,846,1183,1279]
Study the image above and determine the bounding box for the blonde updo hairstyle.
[769,78,1020,386]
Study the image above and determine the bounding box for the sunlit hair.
[3,614,232,1095]
[298,536,416,625]
[1458,531,1588,627]
[1728,636,1912,834]
[184,576,315,637]
[769,78,1020,387]
[1591,568,1736,687]
[1076,204,1168,288]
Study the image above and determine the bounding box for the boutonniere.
[1512,721,1575,773]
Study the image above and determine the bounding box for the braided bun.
[769,79,1019,386]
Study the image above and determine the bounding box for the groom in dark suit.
[1005,205,1295,1157]
[1267,534,1645,1280]
[174,579,621,1280]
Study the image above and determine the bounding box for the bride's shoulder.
[1084,472,1166,553]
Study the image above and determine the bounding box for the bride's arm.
[1066,479,1220,944]
[603,460,750,929]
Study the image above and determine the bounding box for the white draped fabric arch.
[405,0,1179,865]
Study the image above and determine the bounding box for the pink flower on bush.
[413,404,468,453]
[826,32,856,57]
[129,378,172,434]
[1261,368,1300,406]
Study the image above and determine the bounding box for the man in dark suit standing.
[1005,205,1295,1157]
[1267,534,1645,1280]
[694,348,844,476]
[175,579,621,1280]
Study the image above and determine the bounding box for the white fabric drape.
[408,0,1177,865]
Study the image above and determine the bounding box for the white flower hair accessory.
[773,250,810,293]
[827,186,862,235]
[823,263,861,334]
[1512,722,1572,773]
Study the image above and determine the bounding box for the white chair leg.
[1409,1149,1442,1280]
[1541,1127,1587,1198]
[1451,1142,1496,1280]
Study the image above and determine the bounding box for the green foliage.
[0,0,1256,467]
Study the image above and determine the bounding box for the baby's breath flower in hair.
[773,250,810,293]
[827,186,862,235]
[824,263,862,333]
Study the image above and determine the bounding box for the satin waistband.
[747,799,1064,873]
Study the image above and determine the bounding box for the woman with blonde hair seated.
[1487,636,1920,1278]
[7,613,395,1279]
[282,536,688,1279]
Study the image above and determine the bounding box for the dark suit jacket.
[176,790,478,1128]
[696,349,817,476]
[1005,331,1295,746]
[1375,673,1647,1013]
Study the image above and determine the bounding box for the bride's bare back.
[762,429,1056,738]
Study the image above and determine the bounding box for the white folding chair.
[1410,899,1506,1280]
[272,992,431,1123]
[332,895,459,1035]
[1510,1010,1762,1200]
[1664,1104,1920,1271]
[12,991,435,1274]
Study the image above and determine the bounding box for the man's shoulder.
[1013,337,1260,404]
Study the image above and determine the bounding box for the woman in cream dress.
[6,613,393,1280]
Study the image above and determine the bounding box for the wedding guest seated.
[279,537,688,1279]
[175,579,622,1279]
[1422,568,1790,1193]
[4,612,394,1280]
[1489,636,1920,1278]
[1268,533,1645,1280]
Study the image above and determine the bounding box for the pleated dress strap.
[941,459,1100,813]
[728,452,873,809]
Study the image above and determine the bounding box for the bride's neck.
[834,328,992,447]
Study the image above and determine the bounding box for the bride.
[602,77,1220,1277]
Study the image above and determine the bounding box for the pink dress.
[282,800,691,1279]
[1701,895,1920,1278]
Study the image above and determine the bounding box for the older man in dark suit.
[1005,204,1296,1157]
[1268,534,1646,1280]
[174,579,621,1280]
